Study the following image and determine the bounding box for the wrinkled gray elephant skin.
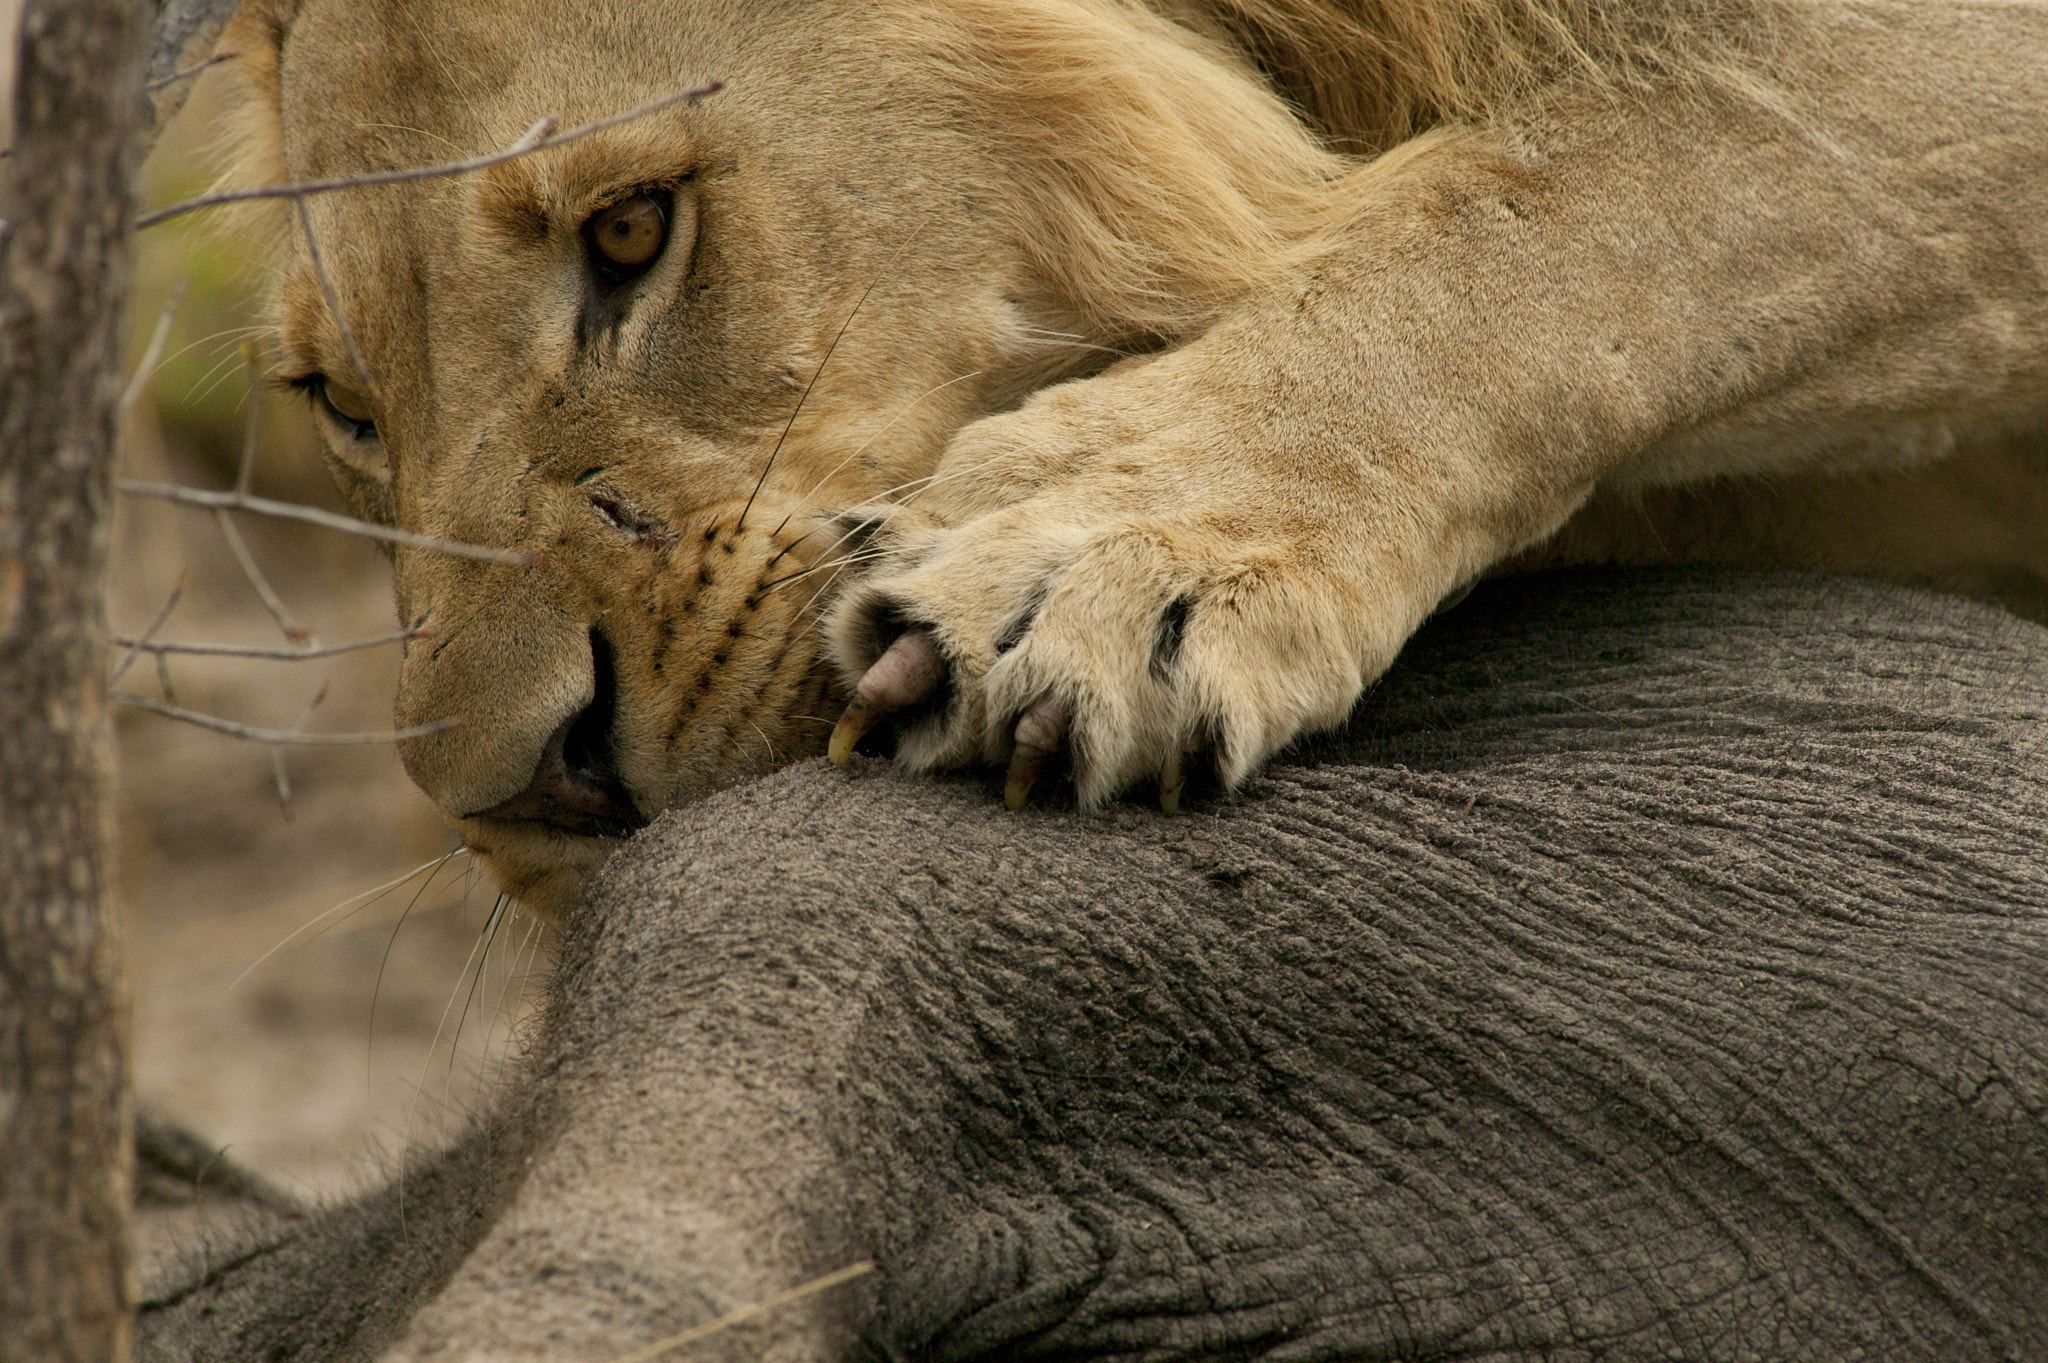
[140,571,2048,1362]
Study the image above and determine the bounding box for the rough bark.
[0,1,149,1360]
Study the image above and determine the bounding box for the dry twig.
[119,481,533,566]
[144,49,237,92]
[109,570,190,687]
[111,627,420,661]
[293,197,374,391]
[216,505,308,641]
[119,277,189,414]
[214,345,312,642]
[270,681,330,817]
[115,693,458,745]
[136,82,723,229]
[608,1261,877,1363]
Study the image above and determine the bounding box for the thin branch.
[608,1261,877,1363]
[144,48,237,92]
[137,81,724,229]
[214,508,309,645]
[293,196,374,391]
[119,481,534,566]
[110,627,421,660]
[236,340,262,496]
[116,693,459,745]
[109,569,189,686]
[217,347,311,643]
[270,681,329,819]
[119,277,189,414]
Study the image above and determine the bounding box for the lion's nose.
[469,631,648,838]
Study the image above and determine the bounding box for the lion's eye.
[584,193,670,278]
[295,374,378,442]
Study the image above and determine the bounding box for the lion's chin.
[459,817,626,923]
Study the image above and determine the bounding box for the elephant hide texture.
[140,570,2048,1363]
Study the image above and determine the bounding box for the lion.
[217,0,2048,916]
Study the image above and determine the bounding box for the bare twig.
[235,341,263,496]
[110,569,190,686]
[120,277,189,414]
[216,347,312,643]
[111,627,421,661]
[215,508,309,644]
[293,197,374,391]
[116,693,459,745]
[270,681,329,818]
[154,653,178,705]
[144,49,237,92]
[608,1261,877,1363]
[147,0,244,147]
[119,481,533,566]
[137,81,724,229]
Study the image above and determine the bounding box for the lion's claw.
[1158,749,1185,815]
[1003,696,1069,809]
[829,629,947,765]
[827,704,881,765]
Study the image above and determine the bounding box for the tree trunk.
[0,1,149,1360]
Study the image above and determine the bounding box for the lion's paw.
[822,505,1395,810]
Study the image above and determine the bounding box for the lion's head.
[221,0,1367,912]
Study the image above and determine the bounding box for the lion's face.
[238,2,1093,910]
[234,0,1330,912]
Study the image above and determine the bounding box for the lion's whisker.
[769,368,986,538]
[449,894,514,1085]
[368,847,470,1071]
[737,276,885,533]
[1015,330,1140,359]
[747,718,779,765]
[739,219,929,531]
[759,443,1057,613]
[407,890,505,1151]
[231,846,466,994]
[758,546,893,595]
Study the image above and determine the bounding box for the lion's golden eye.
[584,193,669,276]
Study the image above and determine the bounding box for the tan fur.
[221,0,2048,916]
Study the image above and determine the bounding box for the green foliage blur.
[131,70,332,509]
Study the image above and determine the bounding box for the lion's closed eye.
[286,372,378,444]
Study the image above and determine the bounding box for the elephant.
[138,569,2048,1362]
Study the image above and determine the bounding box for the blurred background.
[12,34,546,1232]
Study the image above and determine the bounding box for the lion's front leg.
[827,42,2048,807]
[822,344,1562,808]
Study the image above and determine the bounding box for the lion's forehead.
[273,0,886,180]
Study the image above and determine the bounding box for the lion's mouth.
[468,630,648,840]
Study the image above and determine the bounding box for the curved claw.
[828,629,947,766]
[1158,748,1185,815]
[1004,696,1069,811]
[827,704,880,765]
